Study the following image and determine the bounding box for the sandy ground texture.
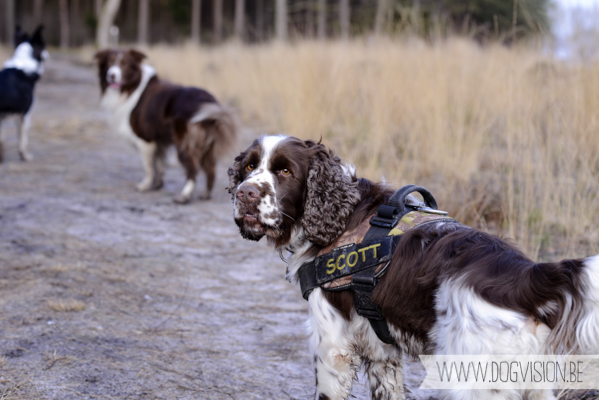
[0,55,437,400]
[1,56,596,400]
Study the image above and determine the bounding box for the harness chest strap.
[298,211,457,300]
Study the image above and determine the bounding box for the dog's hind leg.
[173,149,198,204]
[308,290,361,400]
[135,139,158,191]
[198,148,216,200]
[153,144,167,190]
[17,113,33,161]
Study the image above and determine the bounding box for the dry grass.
[125,38,598,260]
[47,299,86,312]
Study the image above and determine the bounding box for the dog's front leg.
[308,290,360,400]
[135,139,157,191]
[17,113,33,161]
[365,356,406,400]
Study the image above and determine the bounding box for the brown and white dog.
[228,135,599,400]
[95,49,236,203]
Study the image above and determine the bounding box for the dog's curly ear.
[301,143,361,247]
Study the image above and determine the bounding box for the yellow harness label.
[325,243,382,275]
[314,237,394,284]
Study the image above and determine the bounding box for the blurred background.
[1,0,599,261]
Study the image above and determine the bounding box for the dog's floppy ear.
[128,49,146,64]
[301,141,361,247]
[94,49,112,64]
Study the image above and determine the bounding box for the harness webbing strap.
[297,184,456,345]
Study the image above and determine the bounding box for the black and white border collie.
[228,135,599,400]
[94,49,237,203]
[0,25,48,163]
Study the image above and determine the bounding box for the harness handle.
[387,184,438,212]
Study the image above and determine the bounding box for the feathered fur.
[229,135,599,400]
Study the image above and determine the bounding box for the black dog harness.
[298,185,457,345]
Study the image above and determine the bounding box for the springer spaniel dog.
[95,49,237,203]
[228,135,599,400]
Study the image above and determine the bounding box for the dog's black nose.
[237,185,260,203]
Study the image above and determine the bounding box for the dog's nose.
[237,185,260,203]
[109,73,115,81]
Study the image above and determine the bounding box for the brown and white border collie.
[229,135,599,400]
[94,49,237,203]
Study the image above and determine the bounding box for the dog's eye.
[281,169,291,176]
[246,164,254,171]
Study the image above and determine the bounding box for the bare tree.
[191,0,201,44]
[71,0,80,46]
[374,0,388,35]
[317,0,326,40]
[339,0,350,40]
[275,0,287,41]
[234,0,245,40]
[59,0,70,49]
[256,0,264,41]
[213,0,223,43]
[138,0,150,45]
[97,0,122,48]
[5,0,15,45]
[95,0,102,18]
[33,0,45,25]
[305,0,314,38]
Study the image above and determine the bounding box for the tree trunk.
[234,0,245,40]
[317,0,325,40]
[70,0,80,46]
[339,0,350,40]
[191,0,201,44]
[275,0,287,41]
[5,0,15,46]
[59,0,70,49]
[138,0,150,45]
[305,1,314,38]
[97,0,121,48]
[94,0,102,18]
[33,0,45,25]
[255,0,264,41]
[374,0,388,36]
[213,0,223,43]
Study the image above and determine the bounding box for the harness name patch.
[314,236,394,284]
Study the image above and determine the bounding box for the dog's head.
[94,48,147,94]
[228,135,361,248]
[4,25,48,75]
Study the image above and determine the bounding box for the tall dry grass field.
[132,40,599,259]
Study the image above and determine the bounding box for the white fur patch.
[100,63,156,145]
[576,255,599,353]
[3,43,44,75]
[432,278,553,400]
[237,135,288,226]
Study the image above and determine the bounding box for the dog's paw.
[197,192,212,201]
[152,178,164,190]
[19,151,33,162]
[173,194,192,204]
[136,177,154,192]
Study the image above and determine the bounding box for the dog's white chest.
[99,64,156,145]
[100,89,138,144]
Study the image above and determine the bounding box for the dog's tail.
[188,102,238,159]
[536,255,599,354]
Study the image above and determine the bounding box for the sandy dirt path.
[0,55,439,400]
